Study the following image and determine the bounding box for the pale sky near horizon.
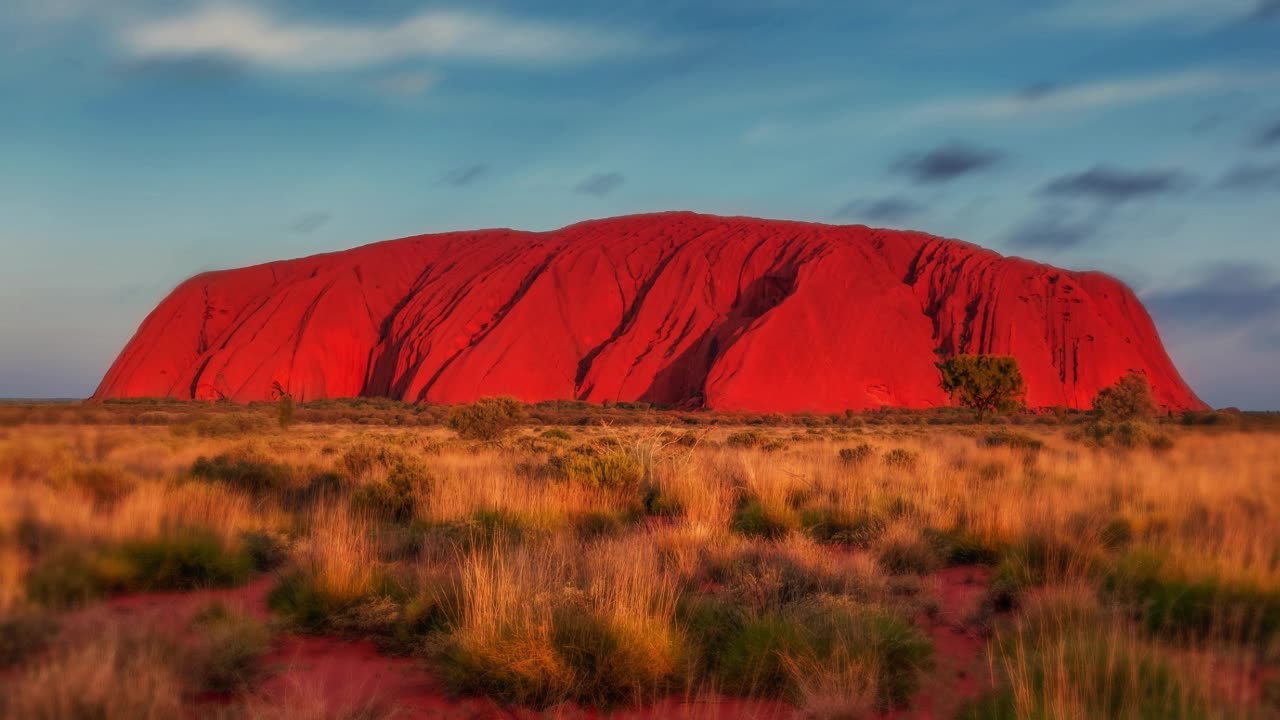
[1,1,1278,407]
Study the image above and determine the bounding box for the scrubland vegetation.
[0,397,1277,718]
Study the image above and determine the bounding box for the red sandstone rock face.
[94,212,1205,412]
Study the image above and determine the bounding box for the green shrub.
[730,499,797,539]
[1080,420,1173,451]
[921,527,1000,566]
[119,530,254,592]
[574,510,626,540]
[1099,518,1134,551]
[838,443,876,465]
[351,462,428,524]
[883,448,919,470]
[717,598,931,706]
[338,441,408,479]
[447,397,527,440]
[981,431,1043,452]
[24,547,123,608]
[936,354,1026,419]
[964,598,1212,720]
[703,543,867,613]
[438,596,684,708]
[548,451,643,489]
[991,534,1083,593]
[799,508,885,548]
[67,464,135,506]
[191,449,295,494]
[1103,552,1280,644]
[876,533,939,575]
[26,531,252,608]
[640,484,684,518]
[177,412,271,437]
[267,571,343,633]
[187,603,271,693]
[241,531,289,572]
[422,508,538,551]
[1093,371,1159,421]
[726,430,763,448]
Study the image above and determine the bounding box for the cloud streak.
[575,172,625,197]
[1144,264,1280,327]
[440,164,489,188]
[908,68,1280,125]
[1039,0,1259,29]
[835,196,924,223]
[893,143,1002,184]
[1005,206,1105,250]
[1040,166,1190,203]
[122,4,653,70]
[1217,162,1280,190]
[1257,118,1280,147]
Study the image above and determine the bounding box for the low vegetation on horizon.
[1,370,1278,718]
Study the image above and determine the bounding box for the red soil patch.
[63,567,996,719]
[878,566,994,720]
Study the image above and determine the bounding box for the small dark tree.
[1092,371,1158,421]
[446,397,527,441]
[270,381,294,430]
[936,354,1026,420]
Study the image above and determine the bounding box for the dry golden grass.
[0,412,1277,717]
[1,623,184,720]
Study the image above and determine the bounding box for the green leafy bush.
[547,451,643,489]
[838,443,876,465]
[730,499,797,539]
[26,531,253,608]
[717,598,931,707]
[191,449,296,495]
[800,508,885,548]
[446,397,527,440]
[883,448,920,470]
[726,431,763,448]
[1093,371,1159,421]
[981,431,1043,452]
[187,603,271,693]
[936,355,1026,419]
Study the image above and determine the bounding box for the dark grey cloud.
[575,172,625,197]
[1253,0,1280,20]
[288,211,331,235]
[1256,118,1280,147]
[1144,264,1280,328]
[440,164,489,188]
[1005,205,1103,251]
[117,56,244,86]
[1217,162,1280,190]
[834,196,924,223]
[893,142,1003,184]
[1016,81,1058,101]
[1040,165,1190,204]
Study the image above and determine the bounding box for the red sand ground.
[64,566,996,719]
[95,212,1204,413]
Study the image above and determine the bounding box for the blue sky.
[1,0,1278,407]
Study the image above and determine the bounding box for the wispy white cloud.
[121,3,653,71]
[377,69,439,96]
[907,68,1280,125]
[1040,0,1260,29]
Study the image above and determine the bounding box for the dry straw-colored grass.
[1,414,1277,717]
